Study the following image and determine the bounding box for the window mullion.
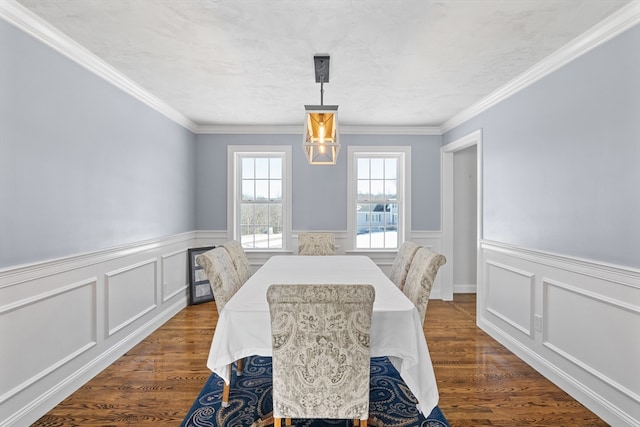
[350,148,408,251]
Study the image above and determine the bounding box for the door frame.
[440,129,483,300]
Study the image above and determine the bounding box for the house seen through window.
[349,147,410,250]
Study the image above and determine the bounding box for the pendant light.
[303,55,339,165]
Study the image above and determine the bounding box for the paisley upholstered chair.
[196,247,242,313]
[388,241,421,291]
[403,247,446,324]
[220,240,252,284]
[297,232,335,255]
[195,247,244,407]
[267,284,375,427]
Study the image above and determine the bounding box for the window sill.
[344,249,398,254]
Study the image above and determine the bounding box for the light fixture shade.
[303,104,339,165]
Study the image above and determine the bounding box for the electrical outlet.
[534,315,542,332]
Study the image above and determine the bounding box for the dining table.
[206,254,440,416]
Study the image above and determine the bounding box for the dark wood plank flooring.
[33,294,607,426]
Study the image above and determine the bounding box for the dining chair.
[196,247,242,313]
[267,284,375,427]
[403,247,446,324]
[195,247,244,407]
[388,241,421,291]
[297,232,335,255]
[220,240,252,284]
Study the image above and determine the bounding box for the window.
[348,147,411,250]
[228,146,291,249]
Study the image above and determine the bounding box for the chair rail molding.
[0,232,195,427]
[194,229,446,298]
[478,239,640,427]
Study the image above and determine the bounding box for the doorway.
[441,129,482,300]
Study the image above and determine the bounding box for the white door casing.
[441,129,483,301]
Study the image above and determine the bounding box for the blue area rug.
[182,356,450,427]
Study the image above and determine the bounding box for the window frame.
[227,145,292,251]
[347,146,411,251]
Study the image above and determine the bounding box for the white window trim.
[346,146,411,251]
[227,145,292,251]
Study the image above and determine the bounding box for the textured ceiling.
[13,0,635,127]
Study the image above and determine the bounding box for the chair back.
[298,232,335,255]
[220,240,252,284]
[267,284,375,421]
[403,247,446,323]
[196,247,242,313]
[388,241,421,290]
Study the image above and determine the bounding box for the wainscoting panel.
[0,232,194,427]
[0,278,96,405]
[479,240,640,427]
[485,260,534,337]
[543,278,640,406]
[105,259,157,336]
[161,249,189,303]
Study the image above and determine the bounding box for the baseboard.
[2,299,185,427]
[477,316,638,427]
[478,240,640,427]
[0,233,195,427]
[453,283,476,293]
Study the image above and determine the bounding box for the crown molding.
[1,1,438,138]
[341,125,441,135]
[440,1,640,134]
[3,0,637,137]
[0,0,198,133]
[195,124,441,135]
[194,125,301,134]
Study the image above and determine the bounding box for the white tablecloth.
[206,255,439,415]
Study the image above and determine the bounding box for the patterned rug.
[182,356,450,427]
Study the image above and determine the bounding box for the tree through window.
[229,146,291,249]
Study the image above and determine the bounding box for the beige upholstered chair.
[267,284,375,427]
[403,247,446,323]
[220,240,252,284]
[195,247,244,406]
[388,241,421,291]
[298,232,335,255]
[196,247,242,313]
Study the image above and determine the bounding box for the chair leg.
[285,419,292,426]
[367,415,383,426]
[237,357,244,376]
[360,420,368,427]
[221,364,232,407]
[273,418,281,427]
[250,413,273,427]
[221,381,230,407]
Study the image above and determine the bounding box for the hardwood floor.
[424,294,607,427]
[34,294,607,426]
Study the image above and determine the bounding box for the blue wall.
[444,24,640,268]
[5,14,636,270]
[194,133,442,232]
[0,20,196,267]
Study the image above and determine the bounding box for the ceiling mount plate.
[314,55,330,83]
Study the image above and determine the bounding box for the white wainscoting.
[479,240,640,427]
[485,260,535,337]
[0,229,445,427]
[194,230,445,297]
[0,232,195,427]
